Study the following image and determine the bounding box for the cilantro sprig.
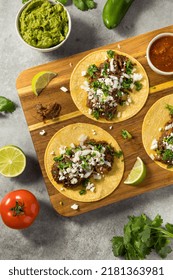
[0,96,16,113]
[112,213,173,260]
[166,104,173,116]
[121,129,132,139]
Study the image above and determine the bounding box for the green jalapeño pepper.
[102,0,134,29]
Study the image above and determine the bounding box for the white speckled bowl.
[15,0,71,52]
[146,32,173,76]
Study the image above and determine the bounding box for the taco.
[44,123,124,202]
[70,49,149,123]
[142,94,173,171]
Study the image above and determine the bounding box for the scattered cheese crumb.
[159,127,163,132]
[69,62,73,67]
[88,108,92,115]
[117,112,121,118]
[165,123,173,130]
[109,125,113,130]
[39,129,46,136]
[81,71,87,76]
[150,139,158,150]
[59,201,63,206]
[60,187,65,191]
[71,204,79,210]
[78,134,87,143]
[50,151,55,155]
[150,154,155,160]
[92,129,97,135]
[117,44,121,49]
[60,86,68,92]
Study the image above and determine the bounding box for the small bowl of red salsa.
[146,33,173,75]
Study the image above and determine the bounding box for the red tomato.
[0,189,40,229]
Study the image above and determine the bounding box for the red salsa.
[149,35,173,72]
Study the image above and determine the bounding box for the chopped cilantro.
[162,149,173,162]
[112,213,173,260]
[79,189,87,195]
[65,148,73,156]
[59,162,71,170]
[92,109,100,120]
[91,80,101,90]
[126,60,134,75]
[122,78,133,89]
[87,64,98,77]
[121,129,133,139]
[165,136,173,144]
[166,104,173,116]
[114,150,123,158]
[105,112,114,120]
[54,155,63,162]
[107,50,115,59]
[101,63,109,77]
[117,90,123,97]
[82,179,89,187]
[134,81,142,91]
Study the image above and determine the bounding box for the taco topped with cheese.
[44,123,124,202]
[142,94,173,170]
[70,50,149,123]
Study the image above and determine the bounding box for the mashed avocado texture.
[19,0,69,48]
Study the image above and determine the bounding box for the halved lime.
[0,145,26,177]
[124,157,146,185]
[31,71,57,96]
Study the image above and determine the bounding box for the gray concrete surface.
[0,0,173,260]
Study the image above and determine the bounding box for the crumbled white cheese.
[71,204,79,210]
[86,182,94,190]
[50,151,55,155]
[90,186,96,192]
[59,145,66,155]
[150,154,155,160]
[78,134,88,144]
[71,178,78,185]
[159,127,163,132]
[60,187,65,191]
[117,112,121,118]
[150,139,158,150]
[81,70,87,76]
[69,62,73,67]
[60,86,68,92]
[70,143,75,148]
[109,125,113,130]
[110,58,115,72]
[117,44,121,49]
[132,73,143,82]
[39,129,46,136]
[93,173,102,180]
[165,123,173,130]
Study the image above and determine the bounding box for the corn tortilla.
[70,50,149,123]
[142,94,173,171]
[44,123,124,202]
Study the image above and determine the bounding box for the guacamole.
[19,0,69,49]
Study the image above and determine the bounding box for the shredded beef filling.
[51,139,115,188]
[36,102,61,120]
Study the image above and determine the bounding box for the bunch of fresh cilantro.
[22,0,97,11]
[0,96,16,113]
[112,213,173,260]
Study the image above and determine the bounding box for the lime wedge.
[124,157,146,185]
[31,71,57,96]
[0,145,26,177]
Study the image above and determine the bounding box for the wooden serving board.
[16,25,173,217]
